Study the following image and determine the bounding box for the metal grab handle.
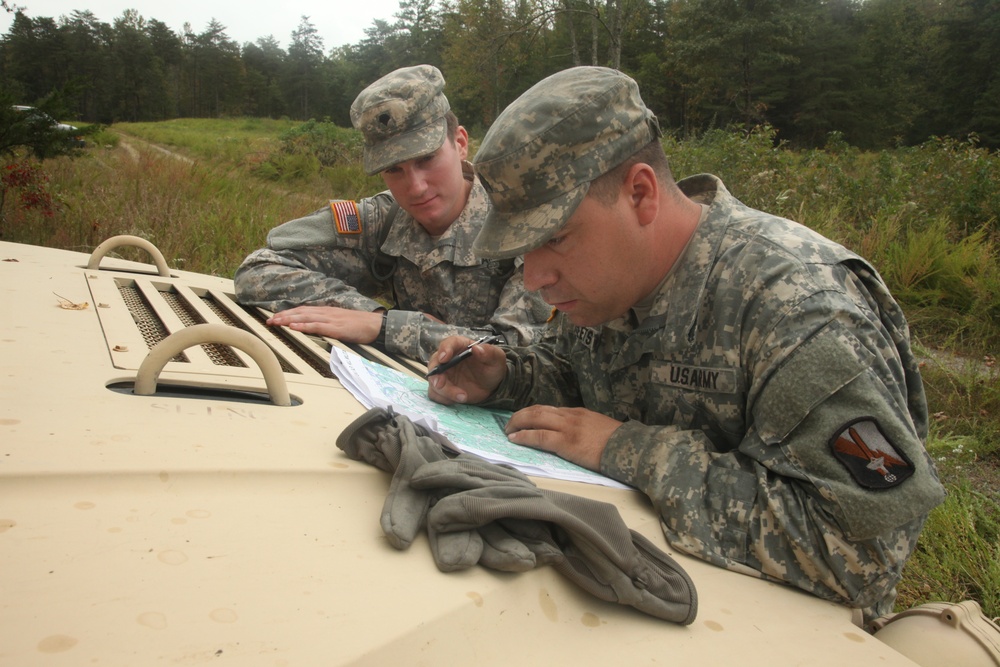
[87,234,171,276]
[134,324,292,406]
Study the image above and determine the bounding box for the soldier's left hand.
[504,405,622,471]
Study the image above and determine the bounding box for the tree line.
[2,0,998,150]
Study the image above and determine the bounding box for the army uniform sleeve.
[485,264,556,347]
[380,263,556,362]
[479,320,583,413]
[234,197,393,313]
[385,276,551,363]
[599,276,945,621]
[379,310,479,363]
[385,263,552,362]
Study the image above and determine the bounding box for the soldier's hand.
[504,405,622,471]
[427,335,506,405]
[267,305,382,344]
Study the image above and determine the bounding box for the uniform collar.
[640,174,735,352]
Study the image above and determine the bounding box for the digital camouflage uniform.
[483,173,944,619]
[234,166,552,362]
[470,67,945,623]
[234,64,552,363]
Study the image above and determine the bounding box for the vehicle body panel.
[0,240,919,666]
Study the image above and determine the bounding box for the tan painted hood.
[0,239,920,665]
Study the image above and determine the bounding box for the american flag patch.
[331,200,362,234]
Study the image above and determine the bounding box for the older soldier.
[235,65,551,362]
[427,66,945,624]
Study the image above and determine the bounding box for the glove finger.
[380,416,452,549]
[335,407,396,472]
[380,485,438,550]
[424,485,548,546]
[476,522,536,572]
[428,526,483,573]
[495,517,564,566]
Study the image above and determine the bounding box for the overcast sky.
[1,0,404,49]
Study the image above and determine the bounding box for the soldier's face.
[522,192,648,328]
[380,127,471,236]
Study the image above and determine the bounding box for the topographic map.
[330,347,625,488]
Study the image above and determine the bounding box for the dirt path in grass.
[117,134,194,165]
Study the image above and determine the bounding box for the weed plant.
[2,119,998,619]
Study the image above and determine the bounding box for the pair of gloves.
[336,407,697,625]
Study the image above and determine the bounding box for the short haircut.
[587,139,675,205]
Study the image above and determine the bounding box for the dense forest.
[2,0,999,149]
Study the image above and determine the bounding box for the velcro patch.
[331,200,362,234]
[830,418,914,489]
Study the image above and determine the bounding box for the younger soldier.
[235,65,551,362]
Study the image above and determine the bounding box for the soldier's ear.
[453,126,470,159]
[623,163,659,226]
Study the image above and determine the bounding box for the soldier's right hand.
[427,335,506,406]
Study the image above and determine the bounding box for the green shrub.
[277,119,365,168]
[253,151,321,182]
[902,136,1000,238]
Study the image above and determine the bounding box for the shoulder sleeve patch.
[330,200,362,235]
[753,321,873,443]
[830,418,915,489]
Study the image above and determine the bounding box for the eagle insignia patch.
[830,419,914,489]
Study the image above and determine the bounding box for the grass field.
[3,118,998,620]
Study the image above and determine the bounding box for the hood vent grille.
[117,283,190,364]
[92,273,338,380]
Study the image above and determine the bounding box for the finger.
[504,407,568,454]
[429,336,475,368]
[427,374,468,406]
[505,424,565,454]
[288,320,325,333]
[268,308,317,326]
[504,405,565,437]
[426,337,477,394]
[271,305,311,318]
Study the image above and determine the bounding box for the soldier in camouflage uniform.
[234,65,551,362]
[426,67,946,624]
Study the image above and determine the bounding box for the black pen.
[426,334,502,377]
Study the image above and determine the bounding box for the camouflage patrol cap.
[472,66,661,259]
[351,64,451,175]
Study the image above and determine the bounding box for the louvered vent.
[116,282,189,363]
[92,273,338,380]
[119,283,248,367]
[233,302,337,378]
[89,268,421,382]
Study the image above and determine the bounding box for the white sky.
[1,0,405,50]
